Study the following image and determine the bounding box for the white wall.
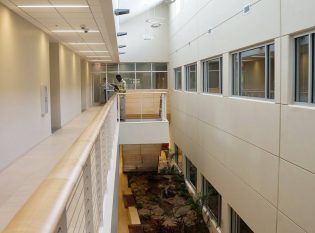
[0,3,51,171]
[169,0,315,233]
[81,60,92,111]
[59,44,82,126]
[119,4,169,62]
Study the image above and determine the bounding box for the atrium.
[0,0,314,233]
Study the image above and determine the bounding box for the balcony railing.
[3,95,120,233]
[117,91,168,122]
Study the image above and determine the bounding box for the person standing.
[115,74,126,121]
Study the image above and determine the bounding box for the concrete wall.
[169,0,315,233]
[0,3,51,171]
[119,4,169,62]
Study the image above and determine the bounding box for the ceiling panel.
[0,0,119,63]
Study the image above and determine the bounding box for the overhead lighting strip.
[52,30,99,33]
[18,5,89,8]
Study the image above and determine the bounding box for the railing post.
[161,93,167,121]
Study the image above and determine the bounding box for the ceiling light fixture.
[69,42,104,45]
[118,45,127,48]
[79,51,109,53]
[52,30,99,33]
[89,60,112,62]
[18,5,89,8]
[87,56,111,58]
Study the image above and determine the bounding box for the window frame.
[294,32,314,104]
[174,144,183,171]
[185,157,197,190]
[230,208,254,233]
[202,56,223,94]
[202,176,222,227]
[232,43,275,100]
[185,63,197,92]
[174,67,182,90]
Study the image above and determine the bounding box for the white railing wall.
[4,96,119,233]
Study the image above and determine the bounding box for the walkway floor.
[0,107,102,231]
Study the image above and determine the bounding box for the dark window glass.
[231,208,254,233]
[268,44,275,99]
[203,178,222,226]
[240,46,266,98]
[107,64,118,72]
[136,63,151,71]
[119,63,135,71]
[186,64,197,92]
[152,72,168,89]
[203,57,222,94]
[152,63,167,71]
[136,72,151,89]
[295,35,309,102]
[233,54,240,95]
[186,158,197,188]
[175,68,182,90]
[120,73,135,89]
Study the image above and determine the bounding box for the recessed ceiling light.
[79,51,109,53]
[52,30,99,33]
[87,56,111,58]
[18,5,89,8]
[89,60,112,62]
[69,42,104,45]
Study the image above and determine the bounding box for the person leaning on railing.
[115,74,126,121]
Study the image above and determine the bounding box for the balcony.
[1,91,170,233]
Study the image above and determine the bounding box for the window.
[186,157,197,189]
[175,67,182,90]
[174,144,183,170]
[92,63,168,90]
[231,208,254,233]
[295,34,315,103]
[202,177,222,227]
[232,44,275,99]
[203,57,223,94]
[185,63,197,92]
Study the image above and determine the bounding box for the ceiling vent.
[117,32,127,37]
[164,0,176,4]
[243,4,251,14]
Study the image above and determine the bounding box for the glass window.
[136,72,151,89]
[152,72,168,89]
[295,35,309,103]
[231,208,254,233]
[152,63,167,71]
[233,44,275,99]
[186,157,197,189]
[107,64,118,72]
[268,44,275,99]
[241,46,266,98]
[233,54,240,95]
[174,144,183,170]
[203,57,222,94]
[107,73,119,86]
[175,67,182,90]
[186,63,197,92]
[120,73,135,89]
[119,63,135,72]
[136,63,151,71]
[203,177,222,227]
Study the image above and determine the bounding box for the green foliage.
[142,213,152,220]
[149,196,158,203]
[171,174,184,183]
[135,202,143,209]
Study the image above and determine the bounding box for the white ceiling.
[0,0,119,62]
[118,0,164,24]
